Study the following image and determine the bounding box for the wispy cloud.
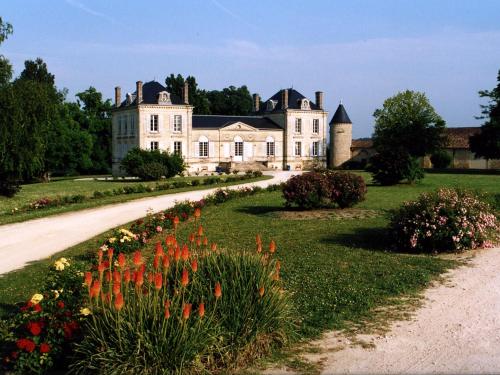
[65,0,118,24]
[210,0,258,31]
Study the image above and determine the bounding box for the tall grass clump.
[70,214,294,374]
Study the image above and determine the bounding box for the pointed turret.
[329,102,353,168]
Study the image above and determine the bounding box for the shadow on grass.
[235,205,291,216]
[0,302,18,316]
[320,226,392,253]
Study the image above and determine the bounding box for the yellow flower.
[30,293,44,304]
[59,257,70,266]
[80,307,91,316]
[54,261,65,271]
[120,238,125,243]
[52,290,60,299]
[109,237,117,244]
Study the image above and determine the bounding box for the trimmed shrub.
[191,179,201,186]
[324,171,367,208]
[282,172,331,209]
[430,150,452,169]
[389,188,499,252]
[252,170,263,177]
[367,149,424,185]
[121,148,185,180]
[137,162,165,181]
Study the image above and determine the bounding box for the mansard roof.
[330,103,352,124]
[258,88,320,113]
[192,115,282,130]
[119,81,183,107]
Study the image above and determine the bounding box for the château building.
[111,80,353,175]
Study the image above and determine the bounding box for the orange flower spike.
[256,242,262,254]
[198,302,205,318]
[196,237,202,247]
[113,270,121,284]
[168,246,174,257]
[154,273,162,290]
[273,270,280,281]
[132,251,143,267]
[97,262,106,274]
[182,303,192,320]
[174,246,181,262]
[108,247,114,261]
[162,255,170,271]
[147,273,153,283]
[181,244,189,261]
[194,207,201,219]
[164,306,171,319]
[114,293,124,311]
[153,255,160,270]
[214,282,222,299]
[203,236,208,247]
[84,272,92,288]
[172,216,180,229]
[276,260,281,271]
[113,282,121,296]
[117,253,126,268]
[191,259,198,273]
[164,300,171,309]
[259,286,265,297]
[211,243,217,252]
[97,249,103,263]
[123,269,131,284]
[256,234,262,245]
[188,233,195,243]
[181,268,189,287]
[197,225,204,237]
[155,242,164,257]
[135,271,144,288]
[269,240,276,254]
[90,280,101,299]
[104,271,111,283]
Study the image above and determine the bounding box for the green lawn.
[0,175,270,225]
[2,173,498,337]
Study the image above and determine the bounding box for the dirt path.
[0,172,295,275]
[295,247,500,374]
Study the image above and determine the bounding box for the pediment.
[221,121,259,132]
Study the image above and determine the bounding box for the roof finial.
[340,99,343,105]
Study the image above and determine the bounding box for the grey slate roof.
[119,81,183,107]
[330,104,352,124]
[258,88,320,113]
[192,115,282,130]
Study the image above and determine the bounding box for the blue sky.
[2,0,500,137]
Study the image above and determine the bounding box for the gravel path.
[0,172,294,275]
[301,247,500,374]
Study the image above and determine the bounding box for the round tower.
[329,102,352,168]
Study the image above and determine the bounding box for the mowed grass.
[1,173,499,338]
[0,175,270,225]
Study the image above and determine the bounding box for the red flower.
[16,338,35,352]
[124,269,131,283]
[256,234,262,245]
[108,247,114,261]
[154,273,162,290]
[155,242,164,257]
[133,251,143,266]
[90,280,101,299]
[113,282,121,296]
[113,270,121,284]
[194,207,201,219]
[84,272,92,287]
[196,238,201,247]
[202,237,208,246]
[197,225,203,237]
[162,255,170,270]
[191,259,198,273]
[135,271,144,287]
[214,282,222,299]
[182,303,192,320]
[172,216,180,229]
[181,268,189,287]
[256,242,262,253]
[118,253,126,268]
[27,321,42,336]
[114,293,124,311]
[39,342,50,354]
[97,249,103,263]
[259,286,265,297]
[174,246,181,262]
[181,244,189,261]
[33,304,42,313]
[97,262,105,274]
[57,300,65,309]
[164,306,171,319]
[153,255,160,270]
[211,243,217,252]
[269,240,276,253]
[198,302,205,318]
[104,270,111,283]
[147,273,153,283]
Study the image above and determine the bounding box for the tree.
[469,70,500,160]
[206,85,253,115]
[165,74,210,114]
[0,17,13,87]
[369,90,446,184]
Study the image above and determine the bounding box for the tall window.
[150,141,159,150]
[313,119,319,134]
[174,141,182,155]
[235,141,243,156]
[173,115,182,132]
[130,115,135,135]
[295,118,302,133]
[295,141,302,156]
[150,115,159,132]
[266,136,275,156]
[312,141,319,156]
[199,136,209,157]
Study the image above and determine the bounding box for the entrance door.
[234,136,243,162]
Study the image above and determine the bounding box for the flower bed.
[389,188,499,252]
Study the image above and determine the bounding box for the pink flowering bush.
[389,188,499,252]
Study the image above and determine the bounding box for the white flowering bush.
[389,188,498,252]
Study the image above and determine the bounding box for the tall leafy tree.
[469,70,500,160]
[165,74,210,114]
[369,90,446,184]
[0,17,13,86]
[206,85,253,115]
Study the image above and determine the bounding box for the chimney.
[182,81,189,104]
[136,81,143,104]
[252,93,260,112]
[315,91,323,110]
[115,86,121,107]
[281,89,288,110]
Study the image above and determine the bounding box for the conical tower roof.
[329,103,352,124]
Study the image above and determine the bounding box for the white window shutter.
[301,142,305,157]
[309,142,314,157]
[244,142,253,161]
[223,143,230,157]
[318,142,323,156]
[194,142,200,157]
[209,142,215,158]
[170,115,174,132]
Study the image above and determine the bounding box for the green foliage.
[367,149,424,185]
[121,148,185,180]
[324,171,367,208]
[469,69,500,160]
[389,188,499,252]
[165,74,210,114]
[430,150,452,168]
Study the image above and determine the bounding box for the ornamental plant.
[389,188,499,252]
[324,171,367,208]
[71,211,294,374]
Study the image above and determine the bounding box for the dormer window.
[126,93,134,105]
[300,99,310,110]
[157,91,171,105]
[266,100,277,111]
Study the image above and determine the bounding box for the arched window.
[234,136,243,157]
[266,136,275,156]
[300,99,310,110]
[199,136,209,157]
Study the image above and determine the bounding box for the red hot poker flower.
[84,272,92,287]
[135,271,144,288]
[203,237,208,246]
[188,233,195,243]
[97,263,105,274]
[164,306,171,319]
[174,246,181,262]
[162,255,170,270]
[114,293,124,311]
[196,238,201,247]
[191,259,198,273]
[153,255,160,270]
[97,249,103,263]
[113,270,121,284]
[259,286,265,297]
[197,225,203,237]
[198,302,205,318]
[256,234,262,245]
[108,247,114,261]
[181,268,189,287]
[172,216,180,229]
[154,273,162,290]
[117,253,126,268]
[155,242,164,257]
[182,303,192,320]
[113,282,121,296]
[194,207,201,219]
[90,280,101,299]
[269,240,276,254]
[214,282,222,299]
[211,243,217,252]
[181,244,189,261]
[133,251,143,266]
[123,269,131,283]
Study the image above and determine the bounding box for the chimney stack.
[115,86,121,108]
[136,81,143,104]
[182,81,189,104]
[281,89,288,110]
[252,93,260,112]
[315,91,323,110]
